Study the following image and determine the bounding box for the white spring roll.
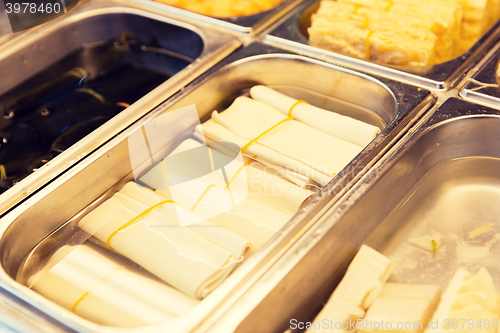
[250,85,380,147]
[119,182,251,258]
[145,139,313,253]
[212,96,363,178]
[30,245,199,327]
[199,132,311,188]
[199,122,332,186]
[78,192,241,299]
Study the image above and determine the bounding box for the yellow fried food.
[155,0,285,17]
[309,0,500,66]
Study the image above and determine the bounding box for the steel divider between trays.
[461,41,500,110]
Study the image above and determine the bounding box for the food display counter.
[0,0,499,332]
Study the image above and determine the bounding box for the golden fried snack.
[309,0,500,66]
[309,2,439,66]
[155,0,285,17]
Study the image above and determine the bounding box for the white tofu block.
[425,267,499,333]
[358,283,441,333]
[358,297,433,333]
[456,243,490,265]
[306,245,393,333]
[380,283,441,302]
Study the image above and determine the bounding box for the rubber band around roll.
[190,161,251,212]
[288,100,308,117]
[71,266,125,313]
[190,184,217,211]
[106,200,175,249]
[240,117,294,153]
[224,162,251,189]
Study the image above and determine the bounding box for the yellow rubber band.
[190,184,217,211]
[288,100,308,117]
[106,200,175,249]
[362,18,373,60]
[71,266,124,313]
[0,165,6,180]
[240,117,293,153]
[225,162,251,189]
[384,0,393,11]
[366,30,374,60]
[353,4,361,14]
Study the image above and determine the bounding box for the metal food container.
[0,0,240,215]
[213,97,500,333]
[265,0,500,90]
[0,43,434,332]
[127,0,304,35]
[461,41,500,109]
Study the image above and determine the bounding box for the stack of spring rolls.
[32,174,311,326]
[30,245,199,327]
[309,0,500,66]
[198,85,380,186]
[29,85,379,327]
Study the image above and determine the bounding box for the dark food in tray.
[0,33,191,194]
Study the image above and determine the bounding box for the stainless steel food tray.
[212,97,500,333]
[125,0,304,35]
[265,0,500,90]
[0,42,434,332]
[0,0,240,216]
[461,41,500,109]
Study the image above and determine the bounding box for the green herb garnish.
[431,240,437,258]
